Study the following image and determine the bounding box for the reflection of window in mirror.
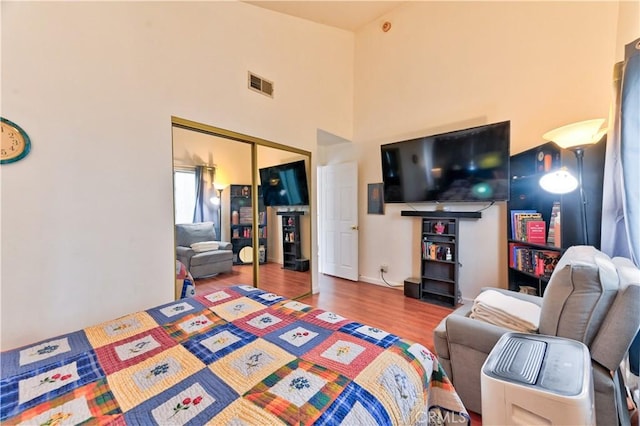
[174,169,196,224]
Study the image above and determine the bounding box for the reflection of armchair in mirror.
[171,118,312,300]
[175,222,233,278]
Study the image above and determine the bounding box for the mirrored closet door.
[171,117,311,300]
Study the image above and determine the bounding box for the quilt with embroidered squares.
[1,285,469,425]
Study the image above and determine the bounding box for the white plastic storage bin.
[481,332,594,425]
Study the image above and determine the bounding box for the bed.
[1,285,469,425]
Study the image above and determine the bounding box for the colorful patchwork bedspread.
[0,285,469,425]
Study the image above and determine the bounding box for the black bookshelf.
[229,184,267,265]
[419,217,459,307]
[507,141,606,295]
[277,211,308,271]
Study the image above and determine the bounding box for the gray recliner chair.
[434,246,640,425]
[175,222,233,278]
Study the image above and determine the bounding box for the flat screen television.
[381,121,510,203]
[259,159,310,206]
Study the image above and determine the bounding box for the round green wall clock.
[1,117,31,164]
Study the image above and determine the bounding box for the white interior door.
[319,162,358,281]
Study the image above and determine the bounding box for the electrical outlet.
[380,264,388,273]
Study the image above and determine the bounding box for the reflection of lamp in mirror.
[206,166,216,188]
[212,183,227,240]
[207,166,218,205]
[541,119,607,245]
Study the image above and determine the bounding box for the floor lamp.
[541,119,607,245]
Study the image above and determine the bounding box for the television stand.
[401,210,482,219]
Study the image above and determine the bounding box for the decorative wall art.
[367,183,384,215]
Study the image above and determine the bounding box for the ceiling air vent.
[248,72,274,98]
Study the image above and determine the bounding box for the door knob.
[351,225,359,230]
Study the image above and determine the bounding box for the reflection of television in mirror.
[380,121,510,203]
[259,160,310,206]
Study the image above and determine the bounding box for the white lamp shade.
[542,119,607,150]
[539,168,578,194]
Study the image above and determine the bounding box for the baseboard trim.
[359,275,403,289]
[357,279,476,304]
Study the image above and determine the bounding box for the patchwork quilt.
[1,285,469,425]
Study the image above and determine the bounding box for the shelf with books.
[509,210,553,246]
[277,212,308,271]
[507,242,562,296]
[506,141,606,296]
[419,217,459,307]
[508,243,560,276]
[229,184,267,265]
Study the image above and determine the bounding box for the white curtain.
[193,166,217,228]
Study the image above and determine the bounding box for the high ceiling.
[244,1,406,32]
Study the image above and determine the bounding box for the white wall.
[350,1,619,299]
[615,1,640,61]
[0,2,353,350]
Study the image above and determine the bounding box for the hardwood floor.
[194,264,482,424]
[300,274,454,353]
[194,262,311,299]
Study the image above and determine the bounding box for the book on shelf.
[239,207,252,224]
[525,220,546,244]
[517,213,542,241]
[509,242,561,277]
[422,239,450,261]
[537,250,561,277]
[547,201,561,247]
[508,242,527,268]
[510,209,536,239]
